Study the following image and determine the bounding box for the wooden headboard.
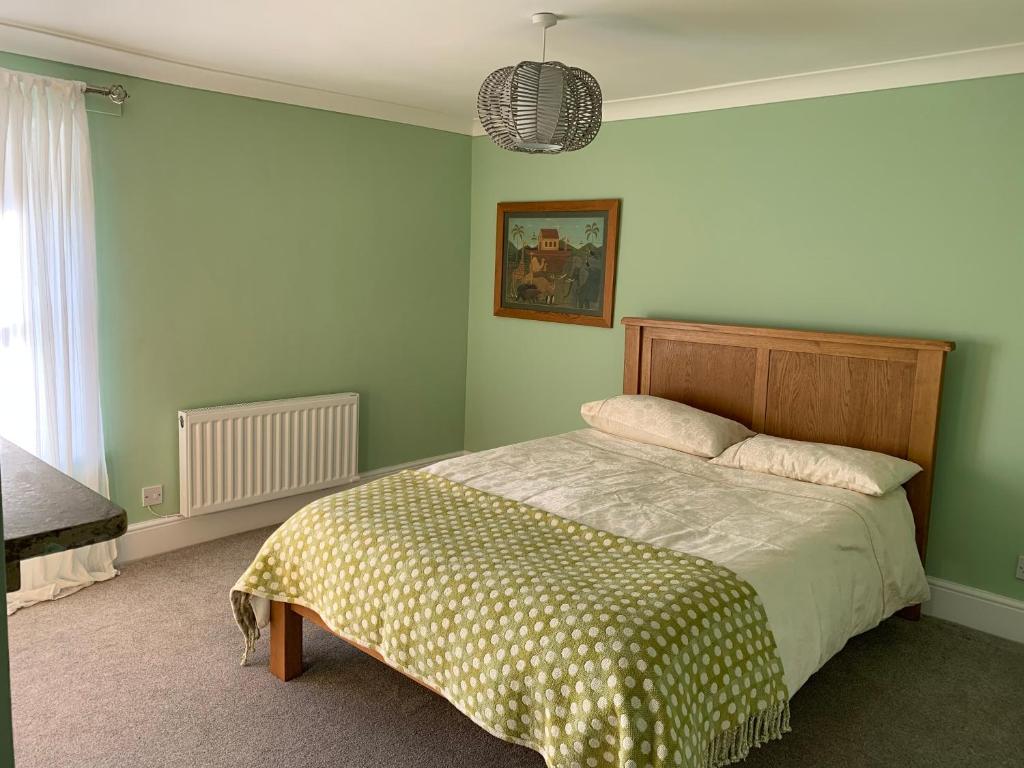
[622,318,954,565]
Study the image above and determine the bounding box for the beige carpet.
[8,526,1024,768]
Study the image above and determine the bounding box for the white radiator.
[177,393,358,517]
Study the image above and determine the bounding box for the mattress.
[425,428,929,695]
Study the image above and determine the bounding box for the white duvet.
[425,428,929,696]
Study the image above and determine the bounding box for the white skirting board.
[923,577,1024,644]
[115,451,468,566]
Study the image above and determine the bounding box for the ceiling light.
[477,13,602,154]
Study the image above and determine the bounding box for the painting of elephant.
[494,199,620,329]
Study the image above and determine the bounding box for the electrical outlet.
[1017,555,1024,582]
[142,485,163,506]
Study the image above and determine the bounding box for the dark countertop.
[2,438,127,592]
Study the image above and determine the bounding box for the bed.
[231,317,954,768]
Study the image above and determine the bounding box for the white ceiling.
[1,1,1023,133]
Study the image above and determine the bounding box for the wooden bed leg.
[898,604,922,621]
[270,600,304,681]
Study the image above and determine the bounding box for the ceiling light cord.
[533,12,557,62]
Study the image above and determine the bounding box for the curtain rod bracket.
[84,83,129,105]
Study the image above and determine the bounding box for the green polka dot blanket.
[232,470,790,768]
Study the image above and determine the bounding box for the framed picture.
[493,199,620,328]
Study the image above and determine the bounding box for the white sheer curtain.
[1,68,117,614]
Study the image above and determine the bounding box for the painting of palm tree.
[495,199,620,329]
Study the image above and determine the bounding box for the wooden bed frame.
[268,317,954,682]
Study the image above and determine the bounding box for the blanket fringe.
[703,702,791,768]
[230,590,260,666]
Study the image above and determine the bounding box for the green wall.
[465,75,1024,602]
[1,51,1020,602]
[0,52,472,525]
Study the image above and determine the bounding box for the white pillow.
[711,434,922,496]
[580,395,754,458]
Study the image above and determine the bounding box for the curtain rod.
[83,83,129,105]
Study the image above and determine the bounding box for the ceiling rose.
[477,13,603,154]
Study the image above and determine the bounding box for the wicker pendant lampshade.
[477,13,602,154]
